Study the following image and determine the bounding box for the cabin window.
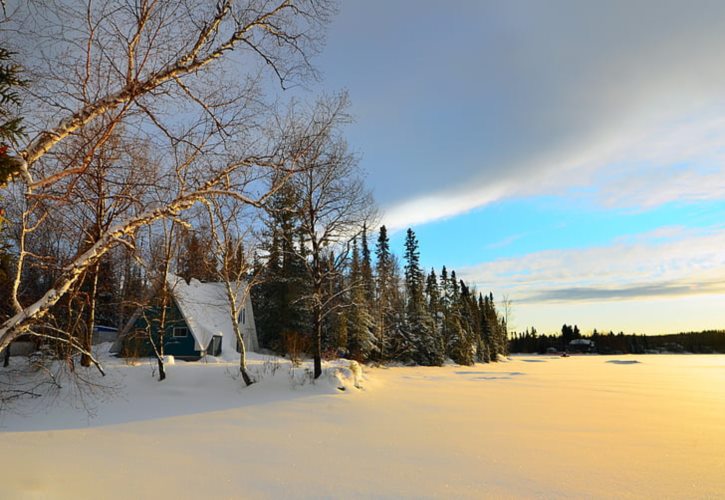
[173,326,188,338]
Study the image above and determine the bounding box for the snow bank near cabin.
[0,346,365,431]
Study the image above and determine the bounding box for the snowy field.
[1,352,724,499]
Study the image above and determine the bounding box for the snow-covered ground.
[1,351,724,499]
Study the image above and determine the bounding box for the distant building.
[568,338,595,353]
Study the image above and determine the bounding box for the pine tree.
[320,249,345,354]
[360,223,374,305]
[403,228,443,365]
[94,253,118,327]
[425,268,440,318]
[0,47,27,187]
[477,293,492,363]
[0,48,25,338]
[450,271,460,302]
[254,186,311,354]
[457,280,477,365]
[444,273,474,365]
[477,292,505,362]
[439,266,451,353]
[425,268,444,359]
[178,232,216,282]
[374,225,395,360]
[223,238,246,280]
[347,238,375,360]
[403,229,423,301]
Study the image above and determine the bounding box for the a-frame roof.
[166,274,247,353]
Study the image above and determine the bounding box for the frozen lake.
[1,354,724,498]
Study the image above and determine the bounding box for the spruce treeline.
[253,222,508,365]
[510,327,725,354]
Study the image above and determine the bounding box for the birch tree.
[205,197,258,386]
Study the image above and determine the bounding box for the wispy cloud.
[382,105,725,230]
[383,182,512,231]
[459,225,725,304]
[590,111,725,209]
[526,280,725,303]
[485,233,526,250]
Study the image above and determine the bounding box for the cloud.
[526,280,725,303]
[382,103,725,229]
[485,233,526,250]
[551,109,725,210]
[352,2,725,229]
[383,182,512,231]
[459,225,725,304]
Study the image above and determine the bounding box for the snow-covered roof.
[166,274,250,354]
[569,338,594,345]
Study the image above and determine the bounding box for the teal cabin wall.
[129,299,202,359]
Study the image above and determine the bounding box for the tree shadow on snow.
[455,370,524,375]
[455,371,525,381]
[470,375,521,380]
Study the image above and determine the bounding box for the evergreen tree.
[253,186,310,354]
[93,253,118,326]
[425,268,445,360]
[403,229,423,301]
[403,228,443,365]
[455,280,477,365]
[477,293,492,363]
[425,268,440,316]
[425,268,442,340]
[360,223,374,305]
[444,273,474,365]
[374,225,395,360]
[320,249,345,354]
[449,271,460,298]
[561,324,574,351]
[439,266,451,352]
[347,238,375,360]
[177,230,217,283]
[487,292,501,361]
[0,47,26,187]
[222,238,246,280]
[0,47,25,336]
[477,292,506,361]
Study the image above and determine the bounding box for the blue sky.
[303,0,725,334]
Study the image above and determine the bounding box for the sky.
[305,0,725,335]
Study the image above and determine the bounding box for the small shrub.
[281,330,311,367]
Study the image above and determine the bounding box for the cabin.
[568,338,595,354]
[113,275,258,360]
